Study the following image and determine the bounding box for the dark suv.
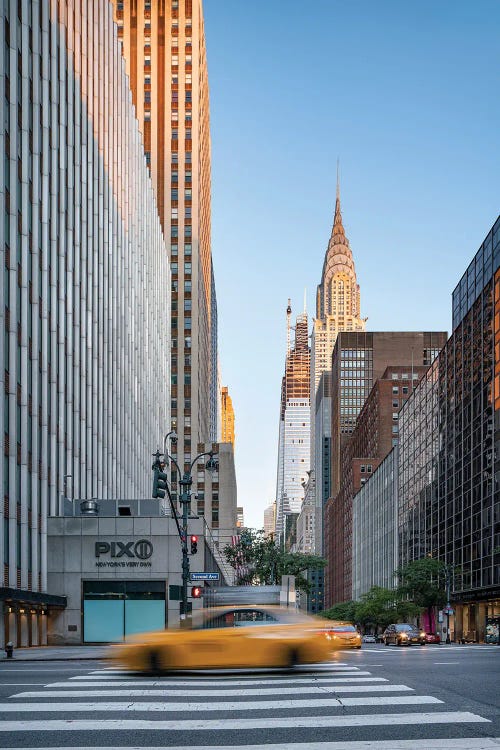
[383,623,426,646]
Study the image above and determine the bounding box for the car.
[362,634,376,643]
[424,632,441,644]
[382,623,426,646]
[321,622,362,649]
[110,605,334,673]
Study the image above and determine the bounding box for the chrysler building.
[311,176,366,551]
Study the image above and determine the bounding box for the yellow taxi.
[110,605,334,673]
[321,622,362,649]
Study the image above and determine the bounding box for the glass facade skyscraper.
[398,216,500,642]
[0,0,170,647]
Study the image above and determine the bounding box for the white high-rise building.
[275,304,310,543]
[0,0,170,647]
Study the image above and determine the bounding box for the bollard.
[5,641,13,658]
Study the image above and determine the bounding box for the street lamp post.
[152,444,218,624]
[444,563,452,645]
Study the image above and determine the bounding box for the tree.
[355,586,400,630]
[223,529,326,593]
[320,586,421,631]
[395,558,448,619]
[321,601,357,622]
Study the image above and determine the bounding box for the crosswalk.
[0,661,497,749]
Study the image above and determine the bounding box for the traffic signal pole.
[152,447,218,626]
[179,472,192,623]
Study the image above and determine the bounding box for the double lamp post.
[151,432,218,622]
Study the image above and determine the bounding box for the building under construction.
[275,301,311,542]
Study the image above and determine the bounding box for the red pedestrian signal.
[190,535,198,554]
[191,585,202,598]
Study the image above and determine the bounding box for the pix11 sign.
[191,572,220,581]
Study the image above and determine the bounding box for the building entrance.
[83,580,166,643]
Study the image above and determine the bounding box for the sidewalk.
[0,645,110,662]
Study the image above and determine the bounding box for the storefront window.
[83,580,166,642]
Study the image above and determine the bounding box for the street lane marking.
[0,741,498,750]
[60,677,388,687]
[0,711,489,731]
[12,683,409,698]
[0,695,440,712]
[433,662,460,665]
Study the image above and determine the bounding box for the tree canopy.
[320,559,453,630]
[395,558,449,611]
[223,529,326,592]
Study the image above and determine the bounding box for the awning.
[0,587,67,608]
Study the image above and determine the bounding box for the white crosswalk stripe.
[0,712,490,732]
[16,683,401,697]
[0,695,441,711]
[0,661,493,749]
[1,742,499,750]
[56,676,389,686]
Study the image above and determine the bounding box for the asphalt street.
[0,643,498,749]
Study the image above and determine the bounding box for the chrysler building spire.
[317,173,359,321]
[310,172,366,552]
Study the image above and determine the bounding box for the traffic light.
[191,585,202,598]
[152,465,168,499]
[190,534,198,554]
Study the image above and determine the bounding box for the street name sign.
[191,572,220,581]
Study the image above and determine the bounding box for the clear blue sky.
[203,0,500,530]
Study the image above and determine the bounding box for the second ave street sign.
[191,572,220,581]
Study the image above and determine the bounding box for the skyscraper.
[325,330,447,605]
[112,0,217,484]
[221,386,235,445]
[275,303,310,542]
[310,178,366,551]
[0,0,170,646]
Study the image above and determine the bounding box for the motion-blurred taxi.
[322,622,362,649]
[110,605,334,672]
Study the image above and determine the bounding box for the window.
[391,373,398,380]
[392,412,398,421]
[367,465,372,473]
[392,386,399,395]
[392,425,399,434]
[402,386,409,395]
[360,465,365,473]
[392,400,399,408]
